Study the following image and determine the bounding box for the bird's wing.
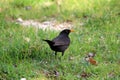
[52,35,70,46]
[53,42,68,46]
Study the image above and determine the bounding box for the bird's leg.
[55,51,57,56]
[62,52,64,56]
[55,51,58,59]
[58,52,64,61]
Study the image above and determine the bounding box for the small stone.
[25,6,32,10]
[85,57,89,61]
[88,52,95,58]
[21,78,26,80]
[16,18,23,23]
[54,70,59,77]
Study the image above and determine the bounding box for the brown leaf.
[81,71,90,78]
[88,57,97,65]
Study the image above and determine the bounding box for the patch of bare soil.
[16,18,73,31]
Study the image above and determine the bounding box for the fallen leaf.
[69,56,74,60]
[108,71,115,78]
[23,37,30,42]
[81,71,91,78]
[88,57,97,65]
[84,57,89,61]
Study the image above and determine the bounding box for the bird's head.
[60,29,74,35]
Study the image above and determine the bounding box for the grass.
[0,0,120,80]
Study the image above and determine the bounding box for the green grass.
[0,0,120,80]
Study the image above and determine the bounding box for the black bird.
[43,29,74,56]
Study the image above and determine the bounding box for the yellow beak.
[70,29,74,32]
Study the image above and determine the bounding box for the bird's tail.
[42,39,54,45]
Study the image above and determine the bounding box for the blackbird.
[43,29,74,56]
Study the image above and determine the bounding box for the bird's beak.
[70,29,74,32]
